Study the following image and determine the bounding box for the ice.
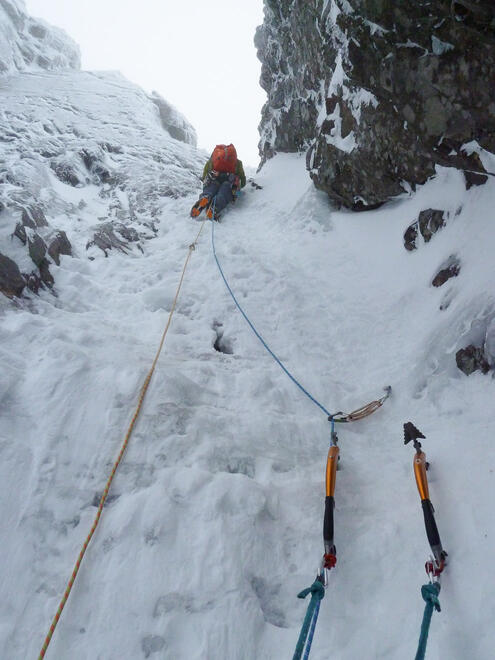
[148,91,197,147]
[0,0,80,75]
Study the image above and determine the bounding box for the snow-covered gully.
[2,151,495,659]
[1,3,494,655]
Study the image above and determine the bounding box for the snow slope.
[0,68,204,295]
[0,0,79,74]
[1,146,495,660]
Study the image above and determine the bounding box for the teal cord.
[293,579,325,660]
[415,582,441,660]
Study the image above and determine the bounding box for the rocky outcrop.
[455,314,495,375]
[47,231,72,265]
[22,205,48,228]
[404,209,446,251]
[0,252,25,297]
[456,344,491,375]
[8,204,71,290]
[432,255,460,287]
[256,0,495,209]
[86,222,143,257]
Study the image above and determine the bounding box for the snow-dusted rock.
[0,251,24,296]
[404,209,446,251]
[431,255,460,288]
[0,68,205,295]
[0,0,80,74]
[46,230,71,265]
[456,344,491,375]
[256,0,495,209]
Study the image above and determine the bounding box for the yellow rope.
[38,220,207,659]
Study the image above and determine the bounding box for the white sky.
[25,0,266,167]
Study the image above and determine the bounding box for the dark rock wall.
[256,0,495,209]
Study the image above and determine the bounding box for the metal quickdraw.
[331,386,392,424]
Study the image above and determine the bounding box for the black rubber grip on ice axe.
[421,499,444,562]
[323,496,335,550]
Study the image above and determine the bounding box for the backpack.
[211,144,237,174]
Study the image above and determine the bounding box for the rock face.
[0,0,80,75]
[256,0,495,209]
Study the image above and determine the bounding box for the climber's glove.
[205,170,219,185]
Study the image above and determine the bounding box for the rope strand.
[415,583,441,660]
[293,580,325,660]
[211,219,333,417]
[38,220,207,659]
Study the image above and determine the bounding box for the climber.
[190,144,246,221]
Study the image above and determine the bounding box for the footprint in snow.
[141,635,167,658]
[153,592,215,617]
[250,575,288,628]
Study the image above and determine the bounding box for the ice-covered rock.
[0,0,80,74]
[256,0,495,209]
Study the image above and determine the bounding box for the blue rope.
[293,579,325,660]
[415,583,441,660]
[303,600,321,660]
[210,219,333,418]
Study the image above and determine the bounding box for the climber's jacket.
[202,158,246,189]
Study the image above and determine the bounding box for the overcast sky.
[25,0,266,167]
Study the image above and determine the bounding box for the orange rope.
[38,220,207,659]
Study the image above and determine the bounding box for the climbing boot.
[190,196,209,218]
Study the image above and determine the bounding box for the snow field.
[1,152,494,659]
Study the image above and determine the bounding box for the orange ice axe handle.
[325,445,339,498]
[324,445,339,556]
[413,451,430,500]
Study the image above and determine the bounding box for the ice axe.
[404,422,448,575]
